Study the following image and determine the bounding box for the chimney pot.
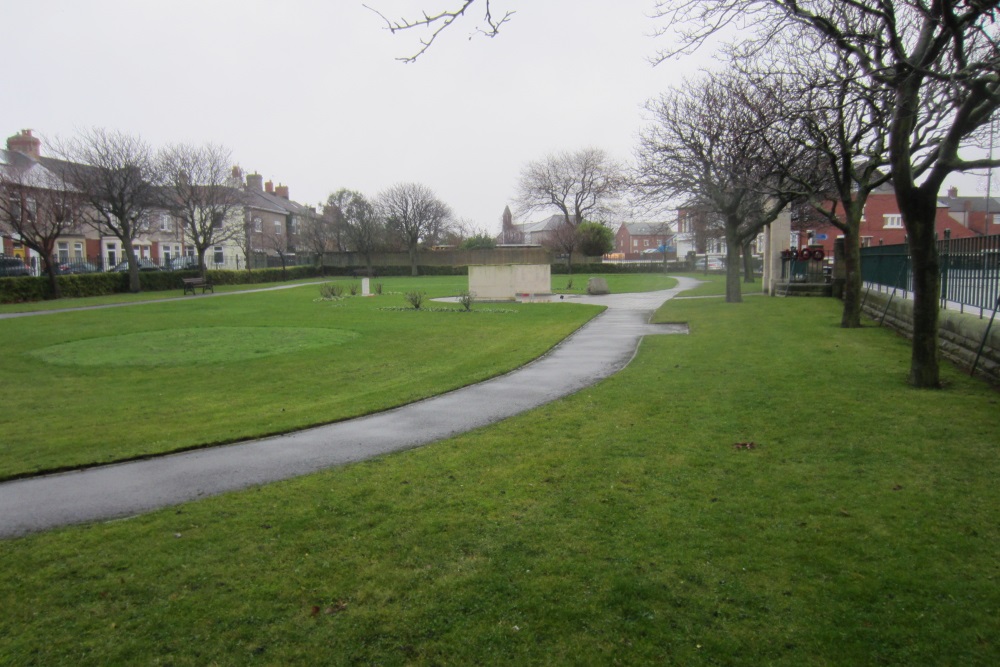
[948,186,958,198]
[6,129,42,158]
[275,184,289,199]
[265,180,274,194]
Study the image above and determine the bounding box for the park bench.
[182,276,214,295]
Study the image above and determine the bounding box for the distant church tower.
[499,205,523,244]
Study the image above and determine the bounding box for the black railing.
[860,233,1000,316]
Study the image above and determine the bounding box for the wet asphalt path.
[0,277,698,538]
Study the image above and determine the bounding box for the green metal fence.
[860,232,1000,316]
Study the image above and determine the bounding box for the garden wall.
[862,291,1000,384]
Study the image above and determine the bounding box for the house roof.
[621,222,671,237]
[515,214,576,233]
[0,149,76,191]
[942,194,1000,214]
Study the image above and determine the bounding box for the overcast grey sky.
[2,1,991,233]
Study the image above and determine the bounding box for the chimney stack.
[948,186,958,199]
[246,173,263,191]
[275,184,289,199]
[6,129,41,158]
[265,180,274,194]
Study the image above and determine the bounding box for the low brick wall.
[861,291,1000,383]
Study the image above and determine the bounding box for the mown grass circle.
[30,327,360,367]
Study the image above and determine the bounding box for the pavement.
[0,277,699,538]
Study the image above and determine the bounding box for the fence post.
[940,229,951,309]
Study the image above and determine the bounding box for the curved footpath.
[0,277,699,538]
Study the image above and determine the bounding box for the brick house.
[614,222,676,259]
[941,186,1000,236]
[801,183,979,256]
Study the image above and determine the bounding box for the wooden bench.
[182,277,214,295]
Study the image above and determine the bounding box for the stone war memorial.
[468,263,551,301]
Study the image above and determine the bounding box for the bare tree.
[0,152,83,298]
[299,205,339,272]
[260,218,293,279]
[654,0,1000,387]
[635,69,800,302]
[329,189,384,275]
[158,143,246,275]
[515,147,626,228]
[366,0,514,62]
[378,182,452,276]
[55,128,160,292]
[740,38,896,327]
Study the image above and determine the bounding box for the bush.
[319,283,344,300]
[457,290,475,312]
[404,290,426,310]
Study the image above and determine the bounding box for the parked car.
[0,256,31,277]
[167,256,201,271]
[110,259,162,272]
[57,260,101,275]
[692,256,726,271]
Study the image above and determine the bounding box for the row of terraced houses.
[1,129,318,273]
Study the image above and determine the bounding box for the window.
[58,242,69,263]
[73,243,83,260]
[160,213,172,232]
[861,237,873,248]
[213,246,224,265]
[883,214,903,229]
[253,217,262,233]
[274,220,282,235]
[212,212,224,229]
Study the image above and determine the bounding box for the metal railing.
[860,232,1000,317]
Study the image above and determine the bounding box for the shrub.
[404,290,426,310]
[348,282,359,296]
[457,290,475,312]
[319,283,344,300]
[374,282,383,295]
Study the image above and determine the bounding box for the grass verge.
[0,277,600,479]
[1,295,997,665]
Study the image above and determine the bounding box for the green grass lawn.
[551,272,678,294]
[0,276,601,479]
[0,278,329,314]
[1,290,997,665]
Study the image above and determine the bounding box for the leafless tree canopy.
[329,188,384,271]
[55,128,161,291]
[158,143,246,273]
[0,152,84,297]
[378,182,452,275]
[366,0,514,62]
[635,68,801,301]
[515,148,626,226]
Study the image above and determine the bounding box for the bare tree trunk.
[742,240,753,283]
[896,186,941,388]
[408,246,419,276]
[124,245,141,293]
[43,253,61,300]
[840,226,863,329]
[724,219,742,303]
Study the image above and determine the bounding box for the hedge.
[1,261,696,304]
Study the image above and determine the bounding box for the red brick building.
[802,184,979,255]
[614,222,675,259]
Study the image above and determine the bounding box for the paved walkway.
[0,278,699,538]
